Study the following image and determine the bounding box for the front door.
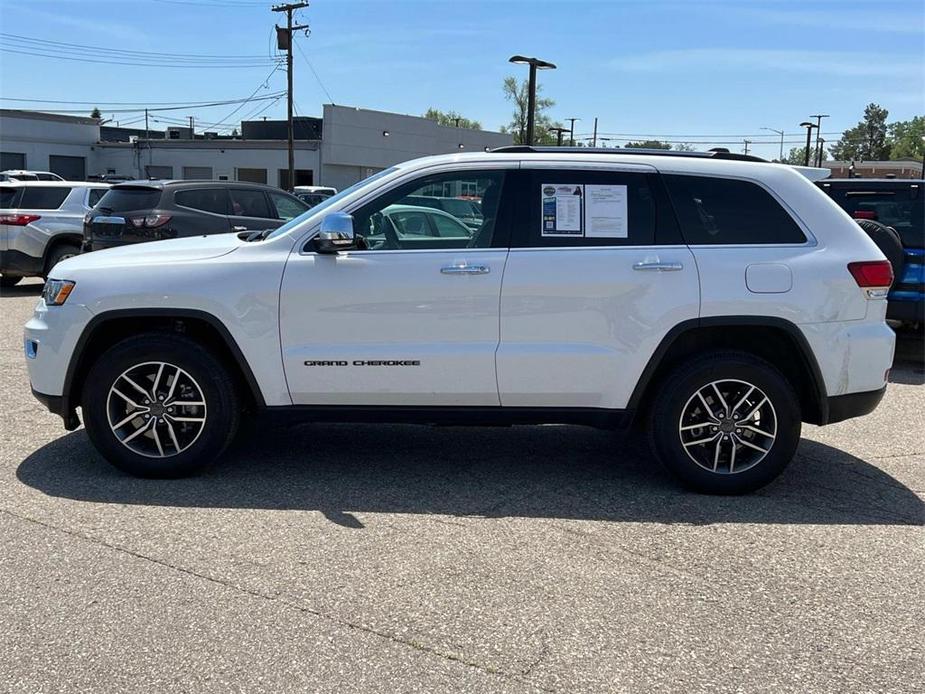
[280,168,512,406]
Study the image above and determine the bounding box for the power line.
[3,93,285,115]
[1,47,281,68]
[294,40,335,105]
[0,32,275,60]
[210,64,283,129]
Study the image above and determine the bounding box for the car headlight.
[42,279,76,306]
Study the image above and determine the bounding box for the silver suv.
[0,181,109,287]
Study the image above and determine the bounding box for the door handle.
[633,260,683,272]
[441,263,490,275]
[232,226,248,232]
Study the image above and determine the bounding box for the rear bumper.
[824,386,887,425]
[887,297,924,323]
[0,249,43,277]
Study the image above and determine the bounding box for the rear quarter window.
[0,187,21,208]
[664,175,806,245]
[175,188,231,215]
[19,187,72,210]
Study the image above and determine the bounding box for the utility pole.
[566,117,580,147]
[188,115,194,134]
[816,138,826,168]
[800,121,816,166]
[549,126,569,146]
[810,113,829,168]
[273,1,310,191]
[743,139,751,156]
[592,117,598,147]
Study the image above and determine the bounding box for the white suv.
[24,148,895,493]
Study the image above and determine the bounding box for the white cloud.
[610,48,922,79]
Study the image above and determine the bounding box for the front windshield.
[266,167,399,240]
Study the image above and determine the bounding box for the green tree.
[829,103,891,161]
[781,146,827,165]
[500,76,561,145]
[90,107,101,119]
[673,142,696,152]
[888,116,925,160]
[424,107,482,130]
[624,139,671,150]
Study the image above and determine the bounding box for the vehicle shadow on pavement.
[17,421,924,527]
[0,283,42,298]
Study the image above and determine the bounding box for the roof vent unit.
[166,127,192,140]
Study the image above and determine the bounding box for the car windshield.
[440,199,480,218]
[265,167,399,240]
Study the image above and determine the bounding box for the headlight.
[42,279,76,306]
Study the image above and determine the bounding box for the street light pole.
[509,55,556,146]
[800,121,816,166]
[566,117,580,147]
[761,127,785,161]
[549,127,569,146]
[810,114,829,168]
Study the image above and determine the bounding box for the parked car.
[0,181,110,286]
[401,195,483,230]
[294,186,337,209]
[816,178,923,326]
[83,180,309,252]
[26,147,894,494]
[0,170,66,182]
[363,204,473,249]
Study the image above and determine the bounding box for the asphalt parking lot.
[1,278,923,693]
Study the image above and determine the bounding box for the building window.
[1,152,26,170]
[278,168,313,189]
[146,165,173,179]
[182,166,213,180]
[236,168,267,184]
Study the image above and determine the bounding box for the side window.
[19,187,71,210]
[175,189,230,215]
[268,191,308,220]
[228,189,271,218]
[519,170,657,247]
[664,175,806,245]
[88,188,107,207]
[350,171,504,251]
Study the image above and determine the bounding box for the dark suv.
[84,180,308,251]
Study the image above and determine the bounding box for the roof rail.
[489,145,767,163]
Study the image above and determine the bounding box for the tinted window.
[268,191,308,220]
[0,186,21,208]
[175,188,230,215]
[88,188,107,207]
[19,187,71,210]
[520,170,657,247]
[824,185,923,248]
[96,187,162,212]
[229,189,271,218]
[665,175,806,245]
[431,213,471,237]
[351,171,503,250]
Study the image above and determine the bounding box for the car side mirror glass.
[312,212,357,253]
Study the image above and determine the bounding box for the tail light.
[851,210,877,220]
[0,214,41,226]
[848,261,893,298]
[128,214,171,228]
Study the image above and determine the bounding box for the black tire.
[44,242,81,279]
[81,333,241,478]
[647,351,801,494]
[0,275,22,288]
[856,219,904,279]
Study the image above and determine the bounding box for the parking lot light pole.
[761,127,785,161]
[810,114,829,168]
[566,117,580,147]
[509,55,556,146]
[800,122,816,166]
[549,126,569,146]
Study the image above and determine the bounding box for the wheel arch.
[628,317,829,426]
[42,233,83,275]
[63,309,265,428]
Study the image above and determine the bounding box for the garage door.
[182,166,213,180]
[1,152,26,170]
[49,155,86,181]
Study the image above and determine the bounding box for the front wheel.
[82,333,241,478]
[648,351,801,494]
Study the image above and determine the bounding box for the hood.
[52,233,242,275]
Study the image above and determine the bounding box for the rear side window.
[268,191,308,220]
[88,188,107,207]
[0,187,20,208]
[664,175,806,245]
[229,189,271,218]
[97,187,162,212]
[519,170,660,247]
[175,188,230,215]
[19,187,71,210]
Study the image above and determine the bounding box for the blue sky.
[0,0,922,160]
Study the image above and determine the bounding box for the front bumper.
[31,388,80,430]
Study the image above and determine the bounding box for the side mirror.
[312,212,357,253]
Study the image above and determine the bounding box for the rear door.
[497,165,699,410]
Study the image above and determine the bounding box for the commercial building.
[0,104,511,188]
[823,159,924,179]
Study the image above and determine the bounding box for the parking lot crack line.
[0,507,557,693]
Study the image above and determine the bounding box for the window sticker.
[541,184,583,236]
[585,185,628,238]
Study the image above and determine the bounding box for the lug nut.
[144,414,150,419]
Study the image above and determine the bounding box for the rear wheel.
[82,333,241,478]
[0,275,22,288]
[44,243,81,278]
[648,351,801,494]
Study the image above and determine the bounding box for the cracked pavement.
[2,278,923,693]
